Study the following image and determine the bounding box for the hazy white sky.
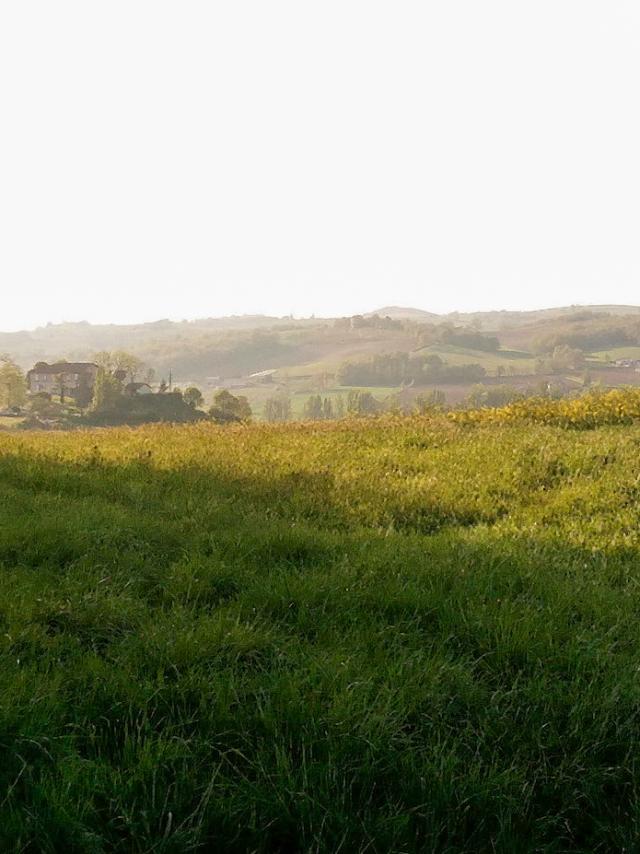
[1,1,639,331]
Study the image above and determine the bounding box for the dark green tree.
[91,369,123,412]
[303,395,324,420]
[183,387,204,409]
[209,390,252,423]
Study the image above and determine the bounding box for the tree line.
[337,352,487,386]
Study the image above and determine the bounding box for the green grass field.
[3,409,640,850]
[590,346,640,362]
[278,344,537,383]
[417,344,537,375]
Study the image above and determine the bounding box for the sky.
[1,1,639,331]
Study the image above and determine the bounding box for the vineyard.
[3,393,640,850]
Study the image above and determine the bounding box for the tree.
[91,368,123,412]
[535,345,585,374]
[552,345,585,372]
[183,386,204,409]
[93,351,116,372]
[346,390,379,416]
[0,356,26,409]
[74,373,94,410]
[264,395,291,423]
[209,390,252,423]
[113,351,145,381]
[303,395,336,421]
[93,350,146,381]
[302,395,324,420]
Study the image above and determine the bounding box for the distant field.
[418,343,537,375]
[4,400,640,848]
[282,344,538,381]
[590,346,640,361]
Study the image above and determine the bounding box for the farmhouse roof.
[27,362,98,376]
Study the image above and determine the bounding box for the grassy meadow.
[4,396,640,850]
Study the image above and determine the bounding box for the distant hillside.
[0,316,316,373]
[367,306,441,321]
[370,304,640,327]
[3,305,640,390]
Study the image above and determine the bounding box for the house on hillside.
[27,362,99,401]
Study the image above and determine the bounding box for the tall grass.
[2,405,640,850]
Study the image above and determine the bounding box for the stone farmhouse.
[27,362,99,400]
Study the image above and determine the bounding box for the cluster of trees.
[208,390,252,424]
[346,390,380,416]
[333,314,404,331]
[264,395,292,423]
[436,326,500,351]
[534,345,585,374]
[88,377,203,428]
[91,357,254,426]
[302,395,342,420]
[464,385,526,409]
[93,350,154,383]
[417,322,500,352]
[337,352,486,386]
[530,313,638,354]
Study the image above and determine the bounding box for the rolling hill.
[4,305,640,420]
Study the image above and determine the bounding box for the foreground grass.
[2,412,640,851]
